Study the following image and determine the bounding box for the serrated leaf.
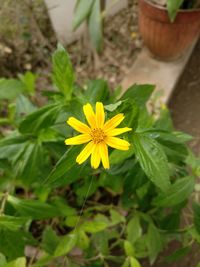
[42,226,60,254]
[130,257,141,267]
[153,176,194,207]
[0,253,6,267]
[81,221,107,233]
[133,133,170,191]
[44,146,81,188]
[84,79,110,104]
[73,0,94,30]
[54,233,77,257]
[110,209,125,225]
[0,216,28,231]
[105,101,122,112]
[7,195,64,220]
[0,78,25,100]
[77,230,90,249]
[127,215,142,244]
[19,71,37,95]
[88,0,103,52]
[4,257,26,267]
[121,84,155,106]
[17,142,45,185]
[52,44,74,99]
[193,202,200,234]
[124,240,135,257]
[146,224,162,264]
[165,246,191,263]
[19,103,61,134]
[0,230,25,260]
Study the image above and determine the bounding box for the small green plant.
[166,0,200,21]
[73,0,104,52]
[0,44,200,267]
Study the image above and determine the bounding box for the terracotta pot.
[138,0,200,60]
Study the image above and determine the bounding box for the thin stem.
[0,192,8,215]
[74,175,95,232]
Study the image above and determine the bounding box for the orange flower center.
[90,128,106,144]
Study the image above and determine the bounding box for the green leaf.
[0,253,6,267]
[105,101,122,112]
[0,135,29,161]
[0,216,28,231]
[52,44,74,99]
[77,230,90,249]
[88,0,103,52]
[73,0,94,30]
[4,257,26,267]
[165,246,191,263]
[121,84,155,106]
[19,71,37,95]
[124,240,135,257]
[133,133,170,191]
[110,209,125,225]
[0,78,25,100]
[19,103,61,134]
[32,254,54,267]
[127,215,142,245]
[42,226,60,254]
[167,0,184,22]
[153,176,194,207]
[85,79,110,104]
[122,258,129,267]
[81,221,107,233]
[54,233,77,257]
[146,224,162,264]
[93,231,109,255]
[44,146,82,188]
[109,146,134,165]
[0,230,25,260]
[117,99,139,130]
[7,195,64,220]
[15,95,36,121]
[17,142,45,185]
[130,257,141,267]
[193,202,200,234]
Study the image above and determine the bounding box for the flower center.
[90,128,106,144]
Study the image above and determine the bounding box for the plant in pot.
[139,0,200,60]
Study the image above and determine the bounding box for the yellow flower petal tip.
[65,102,132,169]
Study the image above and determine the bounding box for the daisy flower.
[65,102,132,169]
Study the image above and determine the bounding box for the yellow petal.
[96,102,105,128]
[76,141,94,164]
[65,134,91,145]
[103,113,124,132]
[106,136,130,150]
[107,127,132,136]
[83,103,97,128]
[91,144,101,169]
[99,142,110,169]
[67,117,91,134]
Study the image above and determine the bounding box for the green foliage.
[167,0,185,21]
[73,0,103,52]
[52,43,75,99]
[0,45,198,266]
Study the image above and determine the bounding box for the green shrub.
[0,44,199,267]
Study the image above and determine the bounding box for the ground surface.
[0,0,141,90]
[169,40,200,155]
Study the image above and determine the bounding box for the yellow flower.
[65,102,132,169]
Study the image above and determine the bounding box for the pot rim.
[143,0,200,13]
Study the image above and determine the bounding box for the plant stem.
[0,192,8,215]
